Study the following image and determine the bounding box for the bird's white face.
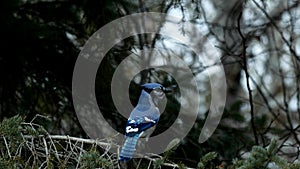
[152,88,164,99]
[150,88,166,107]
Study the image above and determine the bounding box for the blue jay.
[119,83,171,162]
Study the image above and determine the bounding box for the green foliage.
[289,163,300,169]
[197,152,218,169]
[0,115,23,139]
[79,149,114,169]
[153,158,165,169]
[0,117,24,168]
[0,115,24,160]
[0,116,84,168]
[177,162,188,169]
[231,138,300,169]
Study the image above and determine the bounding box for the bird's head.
[141,83,172,107]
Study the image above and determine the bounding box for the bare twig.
[237,5,259,145]
[3,136,11,158]
[20,133,191,168]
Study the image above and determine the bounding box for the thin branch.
[3,136,11,158]
[42,137,49,163]
[23,135,113,147]
[237,6,259,145]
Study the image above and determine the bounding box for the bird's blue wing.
[125,115,159,137]
[125,107,160,137]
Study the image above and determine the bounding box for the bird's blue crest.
[141,83,163,90]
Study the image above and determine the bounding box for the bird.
[119,83,171,162]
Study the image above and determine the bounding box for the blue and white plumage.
[119,83,170,162]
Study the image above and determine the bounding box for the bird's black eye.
[142,87,152,94]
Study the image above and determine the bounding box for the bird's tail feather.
[119,136,139,162]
